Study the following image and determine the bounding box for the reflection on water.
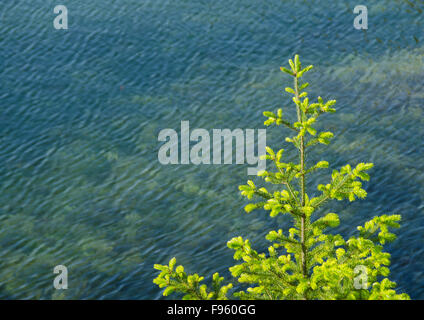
[0,0,423,299]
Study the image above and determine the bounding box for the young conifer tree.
[153,55,410,300]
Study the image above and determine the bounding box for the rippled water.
[0,0,423,299]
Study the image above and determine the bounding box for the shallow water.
[0,0,423,299]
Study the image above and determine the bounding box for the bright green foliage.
[153,55,410,300]
[153,257,233,300]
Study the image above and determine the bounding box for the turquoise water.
[0,0,423,299]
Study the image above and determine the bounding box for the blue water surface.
[0,0,423,299]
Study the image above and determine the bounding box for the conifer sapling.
[153,55,410,300]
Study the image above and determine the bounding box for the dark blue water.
[0,0,423,299]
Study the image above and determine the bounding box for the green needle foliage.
[153,55,410,300]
